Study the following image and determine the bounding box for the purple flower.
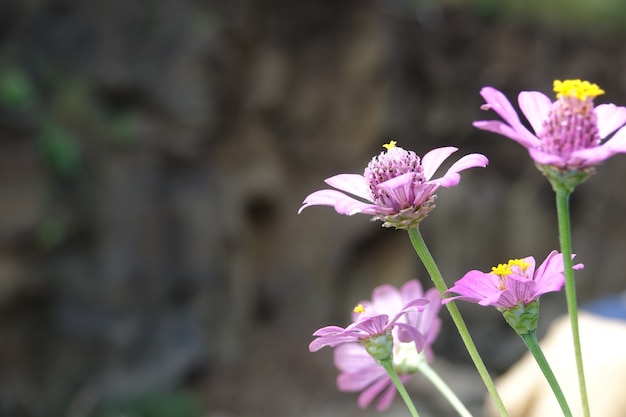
[311,280,442,411]
[298,141,488,229]
[444,250,583,309]
[474,79,626,171]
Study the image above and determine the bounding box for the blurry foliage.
[0,66,36,110]
[461,0,626,30]
[36,215,69,250]
[37,121,82,175]
[92,391,203,417]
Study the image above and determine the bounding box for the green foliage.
[0,67,35,110]
[38,121,81,175]
[461,0,626,30]
[92,390,203,417]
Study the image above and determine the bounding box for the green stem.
[519,331,573,417]
[381,359,420,417]
[417,360,474,417]
[407,227,509,417]
[555,188,590,417]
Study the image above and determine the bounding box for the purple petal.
[337,364,388,392]
[504,276,538,304]
[518,91,552,134]
[476,87,540,148]
[595,104,626,139]
[357,375,392,410]
[395,323,425,351]
[413,288,442,336]
[444,270,502,305]
[334,343,375,372]
[375,376,408,411]
[312,325,346,336]
[324,174,372,201]
[371,284,403,317]
[527,147,568,166]
[421,147,458,181]
[534,251,582,295]
[298,189,379,215]
[433,153,489,188]
[473,120,531,145]
[399,280,425,303]
[604,125,626,151]
[573,125,626,166]
[354,315,389,335]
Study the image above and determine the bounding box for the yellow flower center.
[553,79,604,101]
[354,304,366,313]
[382,140,397,150]
[491,259,530,277]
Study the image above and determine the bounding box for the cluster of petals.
[298,143,488,228]
[474,81,626,170]
[311,280,442,411]
[444,250,583,309]
[309,297,428,353]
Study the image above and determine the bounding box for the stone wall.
[1,1,626,416]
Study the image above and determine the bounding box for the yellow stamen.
[382,140,397,150]
[491,259,530,276]
[354,304,366,313]
[553,79,604,101]
[491,263,512,277]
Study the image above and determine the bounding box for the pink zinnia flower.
[444,250,583,309]
[311,280,442,411]
[298,141,488,229]
[474,79,626,171]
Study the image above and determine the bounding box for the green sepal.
[361,332,394,362]
[500,300,540,335]
[537,163,593,194]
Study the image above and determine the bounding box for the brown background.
[1,0,626,416]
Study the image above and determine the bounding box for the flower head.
[444,250,583,310]
[311,280,442,411]
[474,79,626,183]
[298,142,488,229]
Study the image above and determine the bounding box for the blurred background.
[2,0,626,416]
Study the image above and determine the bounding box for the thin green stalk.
[519,331,573,417]
[417,361,474,417]
[381,359,420,417]
[407,227,509,417]
[555,188,590,417]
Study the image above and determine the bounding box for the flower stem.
[519,331,573,417]
[380,359,420,417]
[554,187,590,417]
[407,227,509,417]
[417,361,474,417]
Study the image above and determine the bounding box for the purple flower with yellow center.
[311,280,442,411]
[298,141,488,229]
[444,251,583,333]
[474,79,626,181]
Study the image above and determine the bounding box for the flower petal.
[395,322,425,351]
[476,87,540,148]
[518,90,552,135]
[333,343,375,372]
[371,284,403,317]
[473,120,531,145]
[298,189,379,215]
[375,376,409,411]
[421,147,458,181]
[357,375,392,410]
[337,363,388,392]
[527,147,568,167]
[595,103,626,139]
[433,153,489,188]
[444,270,502,305]
[324,174,372,201]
